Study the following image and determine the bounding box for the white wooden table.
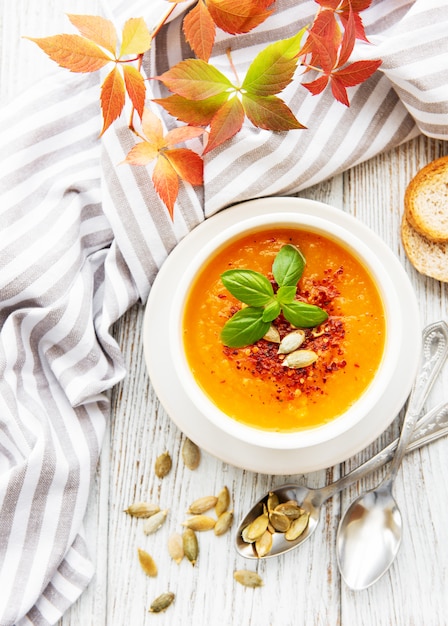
[2,2,448,625]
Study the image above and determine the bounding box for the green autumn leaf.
[242,93,305,131]
[241,28,306,96]
[157,59,234,100]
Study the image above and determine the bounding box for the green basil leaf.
[221,269,274,307]
[220,307,271,348]
[282,301,328,328]
[272,244,305,287]
[276,285,296,305]
[262,299,281,322]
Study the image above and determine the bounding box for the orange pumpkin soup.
[182,228,385,432]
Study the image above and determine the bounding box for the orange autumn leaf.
[183,0,216,62]
[67,14,117,55]
[25,34,113,72]
[124,109,204,218]
[101,66,126,134]
[123,64,146,118]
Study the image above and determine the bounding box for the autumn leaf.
[183,0,276,60]
[26,14,152,134]
[124,108,205,218]
[156,30,306,153]
[25,34,113,72]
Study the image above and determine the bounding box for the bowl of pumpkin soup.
[168,206,405,452]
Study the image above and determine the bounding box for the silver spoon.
[336,319,448,590]
[235,399,448,559]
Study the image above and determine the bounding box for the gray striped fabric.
[0,0,447,623]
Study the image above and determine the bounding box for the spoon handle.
[384,320,448,487]
[315,400,448,504]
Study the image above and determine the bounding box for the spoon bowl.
[336,320,448,589]
[235,400,448,559]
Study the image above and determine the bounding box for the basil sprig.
[220,244,328,348]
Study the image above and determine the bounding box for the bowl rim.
[169,210,403,450]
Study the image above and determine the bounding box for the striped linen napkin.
[0,0,447,623]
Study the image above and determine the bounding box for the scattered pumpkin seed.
[182,527,198,566]
[214,510,234,536]
[149,591,175,613]
[155,451,172,478]
[138,548,158,577]
[181,514,216,531]
[123,502,160,518]
[182,438,201,470]
[285,512,310,541]
[187,495,218,515]
[215,486,230,517]
[282,349,318,369]
[167,532,184,564]
[278,329,305,354]
[234,569,263,588]
[143,509,168,535]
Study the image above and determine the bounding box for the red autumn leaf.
[205,96,245,154]
[337,8,356,68]
[329,75,350,106]
[340,0,373,13]
[315,0,341,9]
[301,9,340,56]
[152,156,179,220]
[25,34,113,72]
[123,64,146,118]
[67,14,118,55]
[305,31,338,74]
[153,93,229,126]
[183,0,216,61]
[100,66,126,134]
[243,93,306,131]
[302,74,329,97]
[124,141,159,165]
[340,9,369,43]
[164,148,204,185]
[333,59,382,87]
[206,0,275,35]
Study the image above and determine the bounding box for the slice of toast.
[404,155,448,243]
[401,215,448,283]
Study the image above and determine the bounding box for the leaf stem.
[226,47,240,85]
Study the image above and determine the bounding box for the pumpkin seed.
[269,510,291,533]
[278,329,305,354]
[234,570,263,588]
[143,509,168,535]
[187,495,218,515]
[123,502,160,518]
[244,509,269,542]
[214,510,234,536]
[274,501,303,520]
[182,438,201,470]
[215,486,230,516]
[149,591,175,613]
[282,349,318,369]
[138,548,157,577]
[285,512,310,541]
[155,451,172,478]
[266,491,279,512]
[263,325,281,343]
[182,527,198,566]
[167,532,184,564]
[255,530,273,558]
[181,515,216,531]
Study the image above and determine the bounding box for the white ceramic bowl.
[169,210,404,451]
[143,198,421,474]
